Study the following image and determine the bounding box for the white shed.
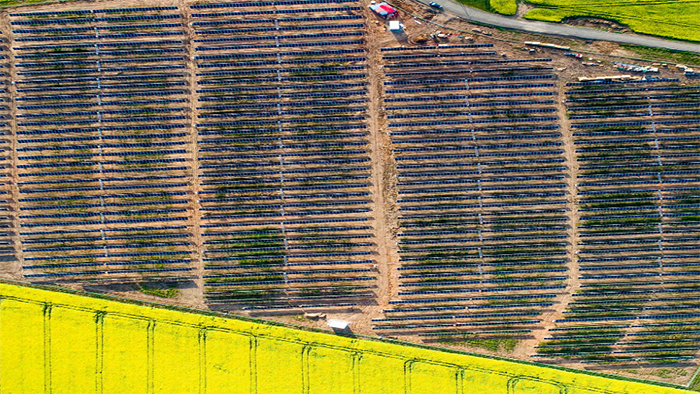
[328,319,350,330]
[388,20,401,31]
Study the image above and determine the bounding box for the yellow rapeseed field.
[0,281,695,394]
[523,0,700,42]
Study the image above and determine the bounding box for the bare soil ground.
[565,17,633,35]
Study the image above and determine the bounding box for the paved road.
[412,0,700,54]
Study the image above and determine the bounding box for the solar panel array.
[6,2,700,373]
[0,31,13,266]
[190,0,377,310]
[535,79,700,366]
[375,45,568,339]
[10,7,195,282]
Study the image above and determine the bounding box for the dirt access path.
[0,13,22,282]
[361,4,401,322]
[181,0,207,310]
[520,78,582,355]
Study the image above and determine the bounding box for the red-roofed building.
[369,2,398,18]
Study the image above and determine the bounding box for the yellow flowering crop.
[0,282,694,394]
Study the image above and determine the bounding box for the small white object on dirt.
[415,19,422,24]
[328,319,351,330]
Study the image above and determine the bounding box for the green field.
[0,0,47,6]
[523,0,700,42]
[457,0,518,15]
